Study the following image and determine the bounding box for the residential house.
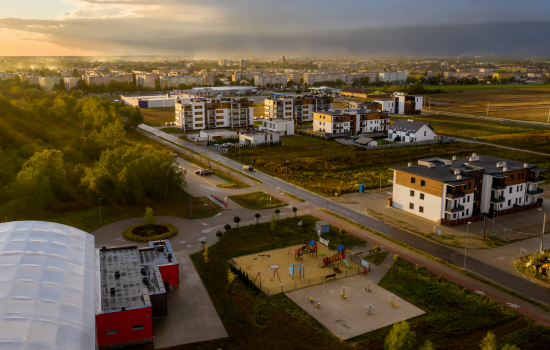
[388,119,436,142]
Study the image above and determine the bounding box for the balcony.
[490,196,505,204]
[445,205,465,213]
[527,176,545,184]
[445,191,465,199]
[527,188,544,196]
[492,183,506,190]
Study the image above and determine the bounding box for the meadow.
[226,135,550,196]
[140,107,175,126]
[392,114,550,153]
[424,87,550,122]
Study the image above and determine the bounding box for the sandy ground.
[233,243,362,294]
[285,275,425,340]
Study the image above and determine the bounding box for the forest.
[0,77,186,223]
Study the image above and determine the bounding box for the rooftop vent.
[452,155,456,161]
[454,170,461,175]
[156,245,165,252]
[141,266,146,275]
[114,271,120,278]
[456,175,462,180]
[497,161,506,168]
[408,162,412,167]
[524,163,529,168]
[502,167,508,172]
[101,245,107,251]
[167,253,173,261]
[110,287,116,294]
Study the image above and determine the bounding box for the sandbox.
[232,243,362,295]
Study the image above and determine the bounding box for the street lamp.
[285,160,289,182]
[98,198,102,225]
[464,221,471,269]
[353,184,359,222]
[538,209,546,253]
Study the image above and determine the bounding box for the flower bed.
[123,223,178,242]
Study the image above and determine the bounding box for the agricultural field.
[226,135,550,196]
[391,114,550,153]
[141,107,175,126]
[424,87,550,122]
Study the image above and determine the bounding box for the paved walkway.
[365,252,396,284]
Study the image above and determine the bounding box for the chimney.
[452,155,456,161]
[101,245,107,251]
[524,163,529,168]
[407,162,412,167]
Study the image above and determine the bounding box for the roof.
[389,119,434,133]
[341,87,375,94]
[390,155,545,183]
[355,137,376,145]
[0,221,96,350]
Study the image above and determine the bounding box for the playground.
[232,242,363,294]
[285,275,425,340]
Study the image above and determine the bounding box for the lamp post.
[98,198,102,225]
[286,160,289,182]
[354,184,359,222]
[539,208,546,253]
[464,221,471,269]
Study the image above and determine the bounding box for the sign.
[298,221,302,226]
[319,237,329,247]
[437,230,441,236]
[361,260,370,269]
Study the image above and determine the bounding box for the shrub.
[394,254,400,261]
[374,246,381,252]
[224,224,231,231]
[123,222,177,242]
[216,231,223,239]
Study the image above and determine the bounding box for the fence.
[336,137,457,150]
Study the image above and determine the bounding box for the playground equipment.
[334,315,350,329]
[309,297,321,308]
[364,304,374,315]
[319,245,346,268]
[289,263,305,279]
[365,282,371,292]
[340,287,348,300]
[294,248,303,261]
[388,294,399,307]
[253,263,281,284]
[343,258,351,268]
[295,240,318,260]
[307,240,318,258]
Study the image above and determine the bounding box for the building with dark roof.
[341,87,391,99]
[390,154,545,226]
[388,119,437,142]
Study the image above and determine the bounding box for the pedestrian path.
[365,253,395,284]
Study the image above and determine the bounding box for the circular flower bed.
[123,223,178,242]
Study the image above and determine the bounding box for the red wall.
[96,307,154,347]
[159,264,179,287]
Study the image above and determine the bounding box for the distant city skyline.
[1,0,550,56]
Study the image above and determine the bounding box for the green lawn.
[424,84,550,92]
[363,251,389,265]
[122,215,550,350]
[141,107,175,126]
[228,191,287,209]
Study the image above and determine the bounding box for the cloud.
[1,0,550,56]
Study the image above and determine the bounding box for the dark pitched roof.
[389,119,434,133]
[341,87,375,94]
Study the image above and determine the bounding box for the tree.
[292,207,297,217]
[500,345,520,350]
[224,224,231,231]
[255,213,261,224]
[480,332,497,350]
[144,207,155,226]
[270,215,276,240]
[384,320,416,350]
[419,340,435,350]
[234,216,241,229]
[227,269,237,294]
[216,231,223,240]
[274,208,280,220]
[339,228,346,246]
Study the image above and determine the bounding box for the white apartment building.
[313,110,352,134]
[379,72,407,83]
[254,74,288,87]
[393,92,423,115]
[390,154,545,225]
[314,108,390,135]
[259,118,294,136]
[264,94,333,122]
[239,131,280,145]
[39,76,59,91]
[388,119,437,142]
[175,97,253,131]
[159,75,203,87]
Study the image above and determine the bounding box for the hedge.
[123,223,178,242]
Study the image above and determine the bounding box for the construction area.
[285,275,425,340]
[232,242,363,295]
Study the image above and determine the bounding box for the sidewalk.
[365,252,396,284]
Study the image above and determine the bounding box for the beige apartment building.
[313,108,390,134]
[84,74,132,85]
[175,97,254,131]
[264,94,333,122]
[159,75,203,87]
[39,76,59,91]
[254,74,288,87]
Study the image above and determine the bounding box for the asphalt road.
[138,125,550,306]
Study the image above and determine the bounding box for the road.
[138,125,550,307]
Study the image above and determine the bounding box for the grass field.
[141,107,175,126]
[228,191,287,209]
[423,87,550,122]
[424,84,550,92]
[226,134,550,195]
[392,114,550,153]
[363,251,389,265]
[148,214,550,350]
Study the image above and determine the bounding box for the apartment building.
[159,75,203,87]
[388,119,437,142]
[254,74,288,87]
[240,59,247,67]
[218,59,229,66]
[136,73,158,88]
[314,108,390,135]
[493,72,516,82]
[39,76,58,91]
[232,72,255,82]
[341,87,392,99]
[175,97,253,131]
[389,154,545,225]
[84,74,132,85]
[379,72,407,83]
[393,92,423,115]
[264,94,333,122]
[259,118,295,136]
[64,77,79,90]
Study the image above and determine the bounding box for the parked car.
[243,165,254,171]
[194,168,214,176]
[170,153,177,157]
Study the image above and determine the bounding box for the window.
[420,180,425,187]
[468,182,472,189]
[419,206,424,213]
[467,195,470,203]
[409,203,414,210]
[133,325,144,331]
[508,200,511,206]
[517,185,519,192]
[466,209,469,215]
[195,111,203,115]
[411,177,416,184]
[420,193,425,200]
[509,187,512,194]
[520,185,523,191]
[453,213,456,219]
[410,190,415,197]
[424,131,426,136]
[519,197,522,204]
[511,174,514,180]
[194,105,203,109]
[106,329,118,335]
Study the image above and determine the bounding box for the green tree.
[224,224,231,231]
[339,228,346,246]
[480,332,497,350]
[419,340,435,350]
[384,320,416,350]
[255,213,261,224]
[292,207,297,217]
[270,215,276,240]
[500,344,520,350]
[216,231,223,240]
[274,208,280,219]
[234,216,241,229]
[144,207,155,226]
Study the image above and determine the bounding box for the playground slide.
[343,258,351,268]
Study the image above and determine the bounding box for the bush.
[123,222,177,242]
[374,246,381,252]
[224,224,231,231]
[394,254,400,261]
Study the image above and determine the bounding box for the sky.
[1,0,550,57]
